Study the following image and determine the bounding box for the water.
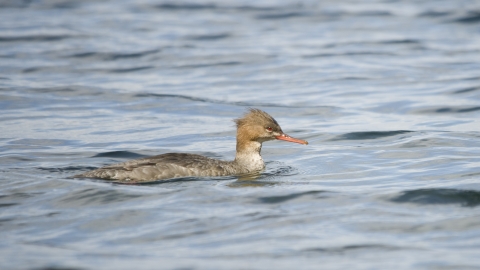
[1,0,480,269]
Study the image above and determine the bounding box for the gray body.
[74,109,307,183]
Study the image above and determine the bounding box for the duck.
[74,108,308,182]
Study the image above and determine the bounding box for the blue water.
[1,0,480,269]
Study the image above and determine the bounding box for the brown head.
[234,109,308,149]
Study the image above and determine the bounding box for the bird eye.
[266,127,273,132]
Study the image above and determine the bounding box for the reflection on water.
[227,180,279,188]
[1,0,480,269]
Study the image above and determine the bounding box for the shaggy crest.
[234,108,280,130]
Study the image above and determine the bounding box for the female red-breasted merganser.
[74,108,308,182]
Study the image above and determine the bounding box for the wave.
[390,188,480,207]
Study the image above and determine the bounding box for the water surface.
[1,0,480,269]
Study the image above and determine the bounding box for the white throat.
[234,141,265,172]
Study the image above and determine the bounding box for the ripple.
[29,86,104,97]
[380,39,421,45]
[330,131,412,141]
[303,244,403,253]
[176,61,242,69]
[0,192,37,201]
[153,3,278,12]
[419,11,451,17]
[67,49,160,61]
[263,164,298,177]
[414,106,480,114]
[451,11,480,24]
[38,166,98,173]
[105,66,153,73]
[57,188,143,206]
[186,33,230,41]
[390,188,480,207]
[451,86,480,94]
[398,137,460,148]
[0,0,32,8]
[303,52,395,58]
[255,12,309,20]
[355,11,392,17]
[0,34,73,42]
[258,190,328,204]
[134,93,336,109]
[154,3,217,10]
[92,151,146,159]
